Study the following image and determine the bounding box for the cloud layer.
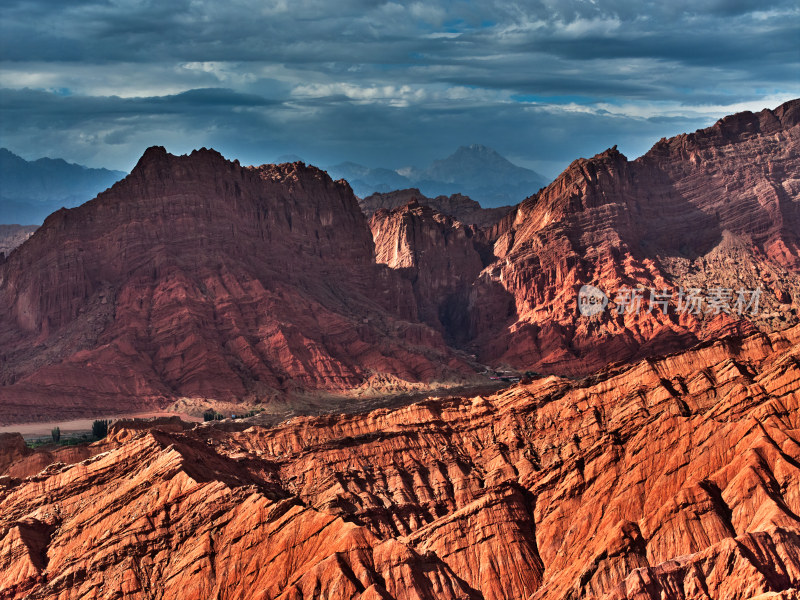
[1,0,798,181]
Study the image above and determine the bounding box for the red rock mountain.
[1,101,800,600]
[412,99,799,374]
[0,148,473,424]
[1,323,798,599]
[1,100,799,424]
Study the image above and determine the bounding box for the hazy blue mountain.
[0,145,546,225]
[326,161,414,196]
[422,144,547,195]
[326,145,548,207]
[0,148,127,224]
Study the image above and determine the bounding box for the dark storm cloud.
[0,84,708,177]
[0,88,280,132]
[0,0,798,177]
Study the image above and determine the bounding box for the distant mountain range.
[0,145,543,227]
[325,144,549,206]
[0,148,126,224]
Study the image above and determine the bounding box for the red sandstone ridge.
[0,147,475,424]
[460,99,800,374]
[1,324,798,599]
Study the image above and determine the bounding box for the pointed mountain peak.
[596,145,626,161]
[134,145,170,169]
[451,144,506,160]
[132,146,237,178]
[463,143,495,152]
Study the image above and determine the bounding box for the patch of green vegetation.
[237,408,265,419]
[25,433,95,449]
[92,419,109,439]
[203,409,225,422]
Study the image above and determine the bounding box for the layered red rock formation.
[360,188,513,228]
[461,99,800,374]
[0,148,474,424]
[1,324,798,599]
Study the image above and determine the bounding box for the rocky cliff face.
[360,188,513,228]
[0,148,474,424]
[369,200,487,338]
[1,324,798,599]
[463,99,800,374]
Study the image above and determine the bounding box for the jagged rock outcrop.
[0,148,475,424]
[463,99,800,374]
[0,433,31,474]
[369,200,486,337]
[1,324,798,599]
[360,188,513,228]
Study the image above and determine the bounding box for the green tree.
[92,419,109,439]
[51,427,61,443]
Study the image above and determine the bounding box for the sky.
[1,0,799,179]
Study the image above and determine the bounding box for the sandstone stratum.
[0,324,798,599]
[365,100,799,374]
